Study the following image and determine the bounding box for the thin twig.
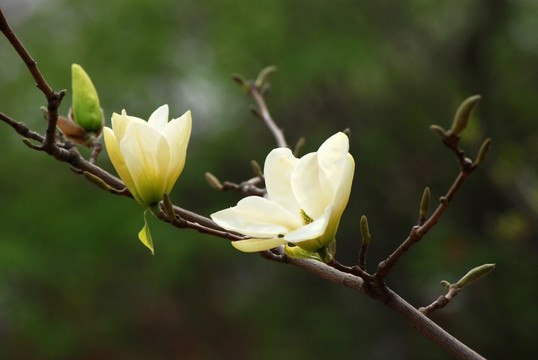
[419,286,462,316]
[249,86,288,148]
[221,176,266,196]
[374,137,475,283]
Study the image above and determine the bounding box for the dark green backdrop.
[0,0,536,359]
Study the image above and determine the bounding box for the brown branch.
[374,137,476,283]
[221,176,266,196]
[267,247,485,360]
[249,86,288,148]
[419,286,462,317]
[1,13,490,358]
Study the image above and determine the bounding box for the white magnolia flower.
[211,132,354,253]
[104,104,191,206]
[103,105,192,253]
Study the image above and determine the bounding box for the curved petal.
[103,127,142,203]
[211,196,302,238]
[284,207,330,250]
[148,104,169,132]
[120,122,170,205]
[291,152,329,219]
[317,132,349,196]
[264,148,300,214]
[163,110,192,194]
[324,153,355,241]
[111,110,144,142]
[324,154,355,228]
[231,238,287,252]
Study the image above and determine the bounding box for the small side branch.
[419,286,462,316]
[249,86,287,148]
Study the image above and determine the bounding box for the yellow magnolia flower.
[211,132,354,254]
[103,105,192,253]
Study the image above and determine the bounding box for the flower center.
[300,209,314,225]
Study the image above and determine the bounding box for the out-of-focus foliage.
[0,0,536,358]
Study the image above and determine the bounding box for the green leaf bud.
[205,172,223,191]
[474,138,492,167]
[360,215,371,245]
[231,73,250,93]
[162,193,176,222]
[440,280,451,290]
[420,187,431,219]
[71,64,103,134]
[456,263,495,289]
[293,136,306,157]
[83,171,115,192]
[255,65,277,89]
[450,95,481,135]
[250,160,264,178]
[430,124,447,140]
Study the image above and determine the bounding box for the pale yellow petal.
[264,148,300,214]
[103,126,142,203]
[231,238,287,252]
[291,152,329,219]
[147,104,169,132]
[211,196,302,238]
[120,122,170,205]
[163,110,192,194]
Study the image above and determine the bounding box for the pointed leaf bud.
[456,263,495,289]
[250,160,264,178]
[71,64,103,135]
[440,280,451,290]
[255,65,277,90]
[430,124,447,140]
[293,137,306,157]
[420,187,431,219]
[205,172,223,191]
[474,138,491,167]
[450,95,481,135]
[231,73,250,93]
[162,193,176,222]
[360,215,371,245]
[83,171,116,192]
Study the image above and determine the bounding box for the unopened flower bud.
[71,64,103,135]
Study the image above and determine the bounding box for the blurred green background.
[0,0,536,359]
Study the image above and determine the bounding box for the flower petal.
[324,153,355,241]
[264,148,300,214]
[211,196,302,238]
[163,110,192,194]
[291,152,329,219]
[147,104,169,132]
[284,207,331,250]
[120,122,171,205]
[111,110,144,142]
[317,132,349,195]
[231,238,287,252]
[103,127,142,203]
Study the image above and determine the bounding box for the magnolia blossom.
[103,105,191,254]
[211,132,354,253]
[103,105,192,206]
